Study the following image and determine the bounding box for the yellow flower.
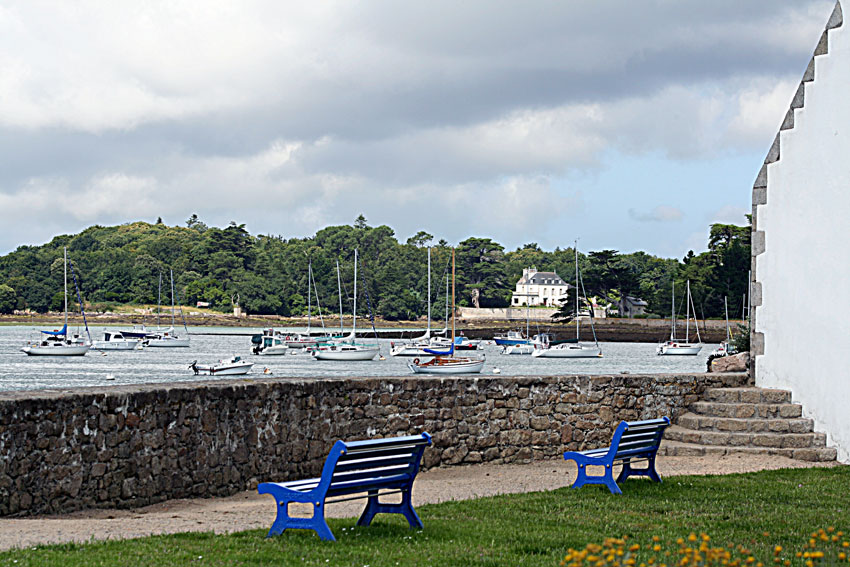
[838,552,847,561]
[688,534,698,543]
[774,546,783,554]
[654,545,662,552]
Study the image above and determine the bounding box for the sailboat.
[532,242,602,358]
[503,279,535,355]
[312,249,381,361]
[710,296,737,357]
[22,247,91,356]
[656,280,702,355]
[391,248,441,357]
[147,270,191,347]
[408,249,485,374]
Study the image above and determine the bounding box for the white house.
[511,268,571,307]
[751,1,849,462]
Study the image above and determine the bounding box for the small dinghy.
[189,355,254,376]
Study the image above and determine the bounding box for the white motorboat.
[657,280,702,356]
[503,343,535,355]
[91,331,145,351]
[408,249,484,375]
[22,248,92,357]
[532,241,602,359]
[312,249,381,361]
[252,330,290,355]
[189,356,254,376]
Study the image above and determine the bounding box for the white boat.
[22,248,92,357]
[252,329,290,355]
[493,330,530,346]
[408,249,484,375]
[533,241,602,359]
[313,249,380,361]
[147,271,191,348]
[710,297,737,357]
[189,355,254,376]
[91,331,145,351]
[532,342,602,358]
[657,280,702,356]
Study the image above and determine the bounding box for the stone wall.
[0,373,749,517]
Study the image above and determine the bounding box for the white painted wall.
[755,11,850,462]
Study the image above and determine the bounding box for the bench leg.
[617,457,662,484]
[267,500,336,542]
[357,489,424,529]
[571,463,622,495]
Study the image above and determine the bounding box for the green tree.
[0,284,16,314]
[456,238,509,308]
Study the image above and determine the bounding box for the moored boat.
[91,331,145,351]
[189,355,254,375]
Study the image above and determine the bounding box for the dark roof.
[519,271,568,286]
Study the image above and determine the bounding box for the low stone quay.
[0,372,749,517]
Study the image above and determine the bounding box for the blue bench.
[563,417,670,494]
[258,433,432,541]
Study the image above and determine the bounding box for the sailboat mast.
[307,259,312,336]
[353,250,358,338]
[451,248,456,343]
[670,281,675,341]
[170,269,176,328]
[724,296,731,343]
[685,280,691,342]
[337,260,344,335]
[63,247,68,330]
[525,273,529,339]
[575,241,580,341]
[157,272,162,329]
[427,248,431,335]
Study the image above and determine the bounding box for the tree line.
[0,214,751,321]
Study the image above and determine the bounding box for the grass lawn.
[2,466,848,567]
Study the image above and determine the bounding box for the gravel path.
[0,454,838,551]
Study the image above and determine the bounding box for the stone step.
[703,387,792,404]
[677,412,815,434]
[660,440,837,462]
[665,425,826,449]
[690,401,803,419]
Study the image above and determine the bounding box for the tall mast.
[451,248,456,344]
[685,280,691,342]
[427,248,431,336]
[170,269,176,328]
[444,273,449,331]
[575,241,580,341]
[157,272,162,329]
[63,247,68,331]
[307,259,312,336]
[670,281,675,341]
[353,249,358,338]
[724,296,731,343]
[336,260,344,335]
[525,270,529,339]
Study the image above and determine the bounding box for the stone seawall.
[0,373,749,517]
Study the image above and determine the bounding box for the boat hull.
[493,338,529,346]
[312,346,380,361]
[257,345,289,355]
[408,357,485,374]
[502,344,534,355]
[532,345,602,358]
[91,340,143,351]
[147,337,191,348]
[22,344,90,356]
[193,363,254,375]
[657,343,702,356]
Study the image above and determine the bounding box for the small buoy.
[379,355,386,361]
[105,374,115,381]
[263,367,272,374]
[101,352,107,357]
[492,368,501,374]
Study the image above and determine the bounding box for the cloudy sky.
[0,0,837,257]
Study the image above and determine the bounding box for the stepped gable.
[660,387,837,462]
[750,1,843,363]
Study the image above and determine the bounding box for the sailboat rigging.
[656,280,702,355]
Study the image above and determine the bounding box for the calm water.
[0,325,717,392]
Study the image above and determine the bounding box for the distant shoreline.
[0,313,738,342]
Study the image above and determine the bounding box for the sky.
[0,0,838,258]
